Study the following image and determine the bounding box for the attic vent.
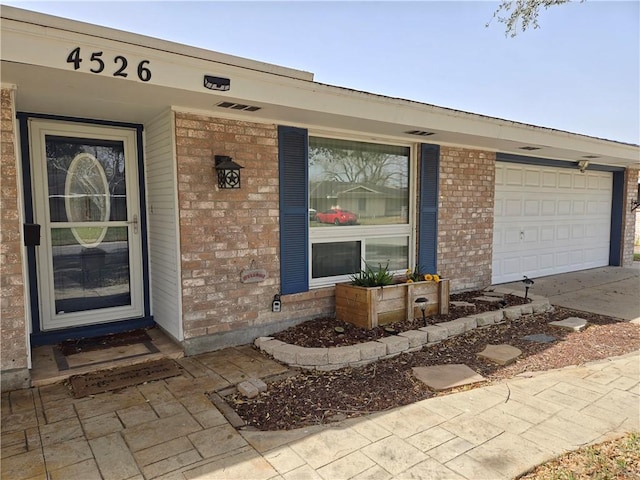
[216,101,261,112]
[518,146,541,151]
[405,130,435,136]
[582,155,600,159]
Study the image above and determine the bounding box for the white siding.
[144,110,183,341]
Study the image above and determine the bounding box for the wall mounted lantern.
[214,155,244,189]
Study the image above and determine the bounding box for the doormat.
[69,358,182,398]
[58,329,152,356]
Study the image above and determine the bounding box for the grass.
[634,253,640,262]
[520,432,640,479]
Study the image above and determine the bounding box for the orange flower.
[433,274,440,282]
[406,279,414,283]
[424,274,433,281]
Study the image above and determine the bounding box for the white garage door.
[492,162,612,284]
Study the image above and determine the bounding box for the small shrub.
[350,261,395,287]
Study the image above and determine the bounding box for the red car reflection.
[315,209,358,225]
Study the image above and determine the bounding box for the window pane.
[309,137,409,227]
[52,227,131,313]
[365,237,409,271]
[312,241,361,278]
[46,136,128,222]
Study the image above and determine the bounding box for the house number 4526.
[66,47,152,82]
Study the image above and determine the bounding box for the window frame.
[307,132,418,288]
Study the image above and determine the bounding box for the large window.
[308,136,413,286]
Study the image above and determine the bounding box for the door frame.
[18,113,153,345]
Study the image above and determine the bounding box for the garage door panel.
[492,163,612,284]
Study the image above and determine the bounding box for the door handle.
[128,214,139,234]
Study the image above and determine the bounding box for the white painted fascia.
[0,5,313,81]
[2,5,638,166]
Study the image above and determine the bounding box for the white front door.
[30,119,144,331]
[492,162,612,284]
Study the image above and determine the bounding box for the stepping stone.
[549,317,588,332]
[450,301,476,308]
[481,291,505,298]
[412,364,486,391]
[477,344,522,365]
[473,296,503,303]
[522,333,557,344]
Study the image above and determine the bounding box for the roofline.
[0,4,314,82]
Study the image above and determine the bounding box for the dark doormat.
[69,358,182,398]
[58,329,152,356]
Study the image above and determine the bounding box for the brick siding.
[622,168,639,266]
[437,147,496,291]
[0,88,28,377]
[174,113,334,341]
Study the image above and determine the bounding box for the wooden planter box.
[335,279,450,329]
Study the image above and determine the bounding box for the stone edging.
[254,289,553,371]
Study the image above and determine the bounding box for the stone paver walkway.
[2,344,638,479]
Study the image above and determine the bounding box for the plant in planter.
[335,262,449,329]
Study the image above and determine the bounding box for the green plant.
[350,261,395,287]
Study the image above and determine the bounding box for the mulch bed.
[225,296,639,431]
[272,291,529,348]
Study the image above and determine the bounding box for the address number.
[66,47,152,82]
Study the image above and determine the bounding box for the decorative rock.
[296,347,328,366]
[376,335,410,355]
[481,291,505,298]
[419,325,449,342]
[477,344,522,365]
[522,333,557,344]
[530,300,552,313]
[520,304,534,315]
[435,319,466,337]
[254,337,274,349]
[503,306,522,320]
[237,381,260,399]
[450,301,476,308]
[549,317,588,331]
[271,344,305,364]
[398,329,430,348]
[248,378,267,393]
[473,296,503,303]
[259,339,286,356]
[472,310,503,326]
[412,364,486,391]
[328,345,361,364]
[358,341,388,361]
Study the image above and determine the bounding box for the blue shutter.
[278,126,309,294]
[418,143,440,273]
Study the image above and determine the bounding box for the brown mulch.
[272,291,529,348]
[225,293,639,431]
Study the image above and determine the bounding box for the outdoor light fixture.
[577,160,590,173]
[415,297,428,327]
[214,155,244,189]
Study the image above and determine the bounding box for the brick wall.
[437,147,495,291]
[622,167,639,266]
[0,87,29,388]
[174,113,333,345]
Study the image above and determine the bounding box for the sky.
[2,0,639,144]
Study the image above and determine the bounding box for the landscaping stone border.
[255,291,553,371]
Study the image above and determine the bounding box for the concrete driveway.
[497,265,640,322]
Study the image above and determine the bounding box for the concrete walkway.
[498,265,640,321]
[2,267,639,480]
[2,350,637,479]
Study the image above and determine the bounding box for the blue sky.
[3,1,639,144]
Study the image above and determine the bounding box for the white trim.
[29,119,144,330]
